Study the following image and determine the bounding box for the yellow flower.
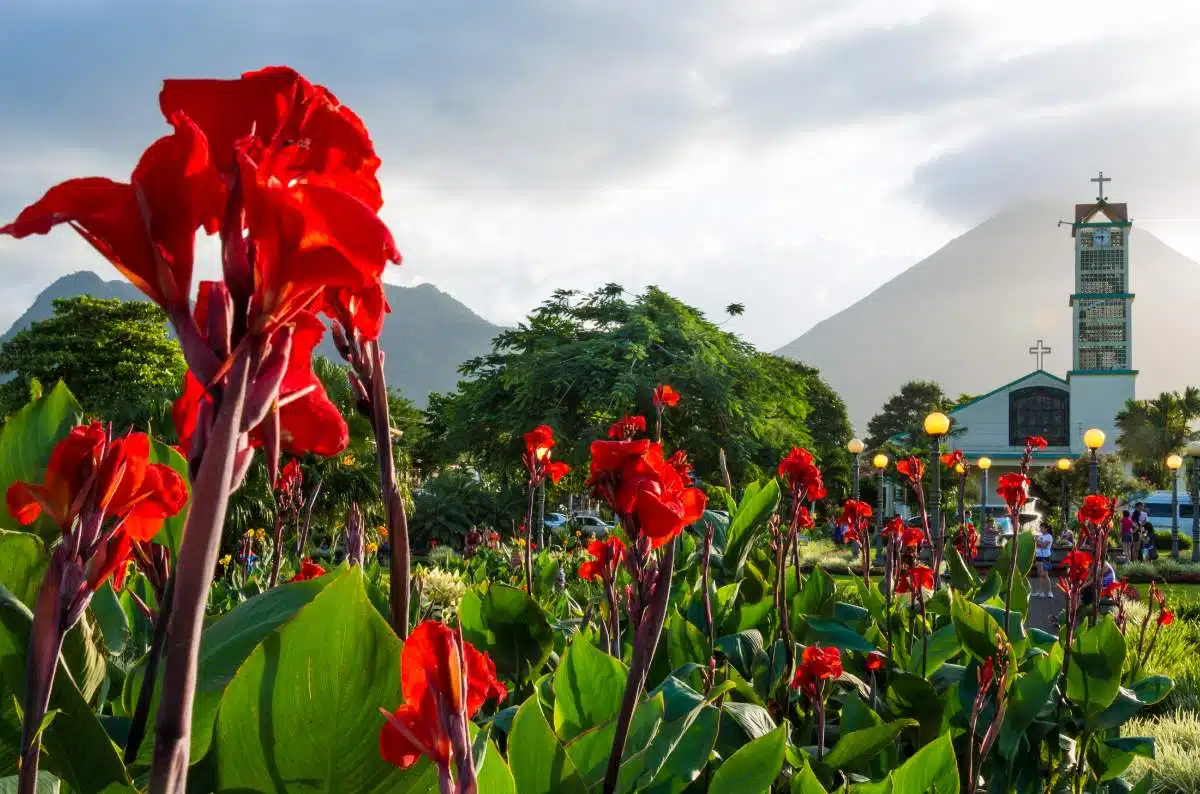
[255,529,267,541]
[574,530,582,537]
[244,529,255,539]
[515,538,526,547]
[366,543,379,554]
[219,554,232,567]
[376,525,389,539]
[341,454,357,467]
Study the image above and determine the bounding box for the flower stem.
[267,513,284,589]
[603,539,676,794]
[701,524,715,653]
[149,349,252,794]
[366,341,411,639]
[523,483,536,596]
[18,553,68,794]
[1001,506,1021,639]
[125,576,175,764]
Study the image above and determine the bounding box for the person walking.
[1034,523,1055,598]
[1119,510,1134,562]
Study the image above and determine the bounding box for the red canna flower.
[794,505,815,530]
[778,447,827,500]
[652,384,681,408]
[379,621,507,771]
[1102,578,1129,598]
[865,652,886,672]
[276,458,303,494]
[1158,608,1175,627]
[895,457,925,485]
[608,415,647,440]
[839,499,873,526]
[522,424,571,487]
[1025,436,1048,450]
[896,565,935,594]
[289,558,327,582]
[791,645,843,698]
[996,473,1029,511]
[954,522,980,559]
[1077,494,1113,527]
[940,450,965,471]
[579,537,626,584]
[1061,550,1093,589]
[7,424,188,591]
[587,439,706,548]
[666,450,693,480]
[977,657,995,692]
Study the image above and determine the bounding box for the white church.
[944,173,1135,473]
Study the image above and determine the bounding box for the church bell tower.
[1067,172,1137,453]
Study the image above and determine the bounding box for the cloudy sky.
[2,0,1198,350]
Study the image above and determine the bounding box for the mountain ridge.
[0,271,503,406]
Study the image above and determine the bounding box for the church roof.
[948,369,1069,414]
[1072,201,1129,235]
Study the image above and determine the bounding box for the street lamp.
[1057,458,1072,535]
[872,453,888,550]
[848,438,866,500]
[978,457,992,529]
[1167,453,1184,558]
[1083,428,1105,494]
[1188,443,1200,563]
[924,412,951,551]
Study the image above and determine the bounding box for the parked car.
[1131,490,1195,531]
[543,512,569,531]
[570,513,613,535]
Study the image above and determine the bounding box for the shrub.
[1154,530,1193,552]
[1127,711,1200,794]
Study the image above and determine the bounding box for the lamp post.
[978,457,991,529]
[954,462,967,529]
[924,412,951,550]
[848,438,865,500]
[1056,458,1072,534]
[1083,428,1105,495]
[873,453,888,551]
[1189,443,1200,563]
[1167,453,1184,558]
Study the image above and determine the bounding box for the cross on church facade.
[1091,171,1111,202]
[1029,339,1052,370]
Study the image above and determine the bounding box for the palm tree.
[1115,388,1200,486]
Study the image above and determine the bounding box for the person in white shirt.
[1033,524,1055,598]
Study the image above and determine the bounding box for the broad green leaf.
[90,581,128,656]
[553,636,628,740]
[804,617,878,653]
[147,440,190,558]
[507,697,588,794]
[666,611,709,672]
[791,757,829,794]
[951,592,1003,661]
[1129,675,1172,705]
[721,701,775,741]
[0,772,60,793]
[890,732,958,794]
[996,530,1035,578]
[472,725,516,794]
[723,479,781,579]
[0,530,48,607]
[0,381,82,538]
[944,546,979,591]
[709,723,786,794]
[1067,615,1127,717]
[794,567,836,617]
[823,719,918,770]
[884,673,945,748]
[906,623,960,677]
[459,583,553,687]
[125,568,335,764]
[563,693,663,789]
[999,642,1062,760]
[635,699,721,792]
[211,567,427,792]
[0,591,130,792]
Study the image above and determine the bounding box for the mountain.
[0,271,503,406]
[777,202,1200,430]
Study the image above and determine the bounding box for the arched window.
[1009,387,1069,446]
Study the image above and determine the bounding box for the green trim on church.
[1067,369,1138,377]
[1069,292,1135,306]
[947,370,1069,414]
[1075,221,1132,228]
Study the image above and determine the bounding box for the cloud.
[1,0,1198,351]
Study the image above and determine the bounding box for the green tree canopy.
[865,380,962,451]
[0,295,185,430]
[1115,388,1200,487]
[422,285,851,497]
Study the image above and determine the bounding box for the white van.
[1133,490,1195,531]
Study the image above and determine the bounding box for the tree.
[864,380,958,451]
[1115,389,1200,487]
[0,296,185,430]
[423,285,850,495]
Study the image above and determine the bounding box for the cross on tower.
[1091,171,1111,202]
[1028,339,1052,370]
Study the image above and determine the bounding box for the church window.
[1009,387,1069,446]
